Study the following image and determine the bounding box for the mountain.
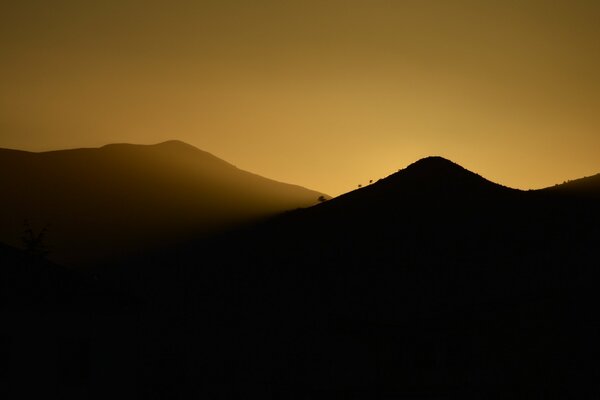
[5,156,600,398]
[365,155,508,194]
[129,156,598,398]
[0,140,327,266]
[304,155,518,212]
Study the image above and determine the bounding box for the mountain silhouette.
[0,141,327,265]
[317,156,515,207]
[270,156,523,241]
[382,156,502,190]
[132,156,598,398]
[3,156,600,398]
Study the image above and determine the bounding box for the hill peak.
[153,140,199,150]
[366,156,509,197]
[98,140,229,164]
[100,140,198,152]
[392,156,480,184]
[404,156,466,173]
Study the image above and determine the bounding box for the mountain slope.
[6,156,600,398]
[543,172,600,198]
[0,140,327,265]
[130,156,599,398]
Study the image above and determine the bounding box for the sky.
[1,0,599,196]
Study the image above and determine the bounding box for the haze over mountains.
[0,140,327,265]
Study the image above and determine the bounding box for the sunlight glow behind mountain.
[1,1,600,195]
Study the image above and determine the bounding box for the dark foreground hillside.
[0,243,137,399]
[3,157,600,399]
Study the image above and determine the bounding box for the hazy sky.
[2,1,599,195]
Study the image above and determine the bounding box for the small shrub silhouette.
[21,220,49,258]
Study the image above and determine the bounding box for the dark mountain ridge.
[145,156,599,398]
[313,156,518,212]
[3,155,600,398]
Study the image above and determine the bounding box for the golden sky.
[1,1,599,196]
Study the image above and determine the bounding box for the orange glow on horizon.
[1,1,600,196]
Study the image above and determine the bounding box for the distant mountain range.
[0,140,327,265]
